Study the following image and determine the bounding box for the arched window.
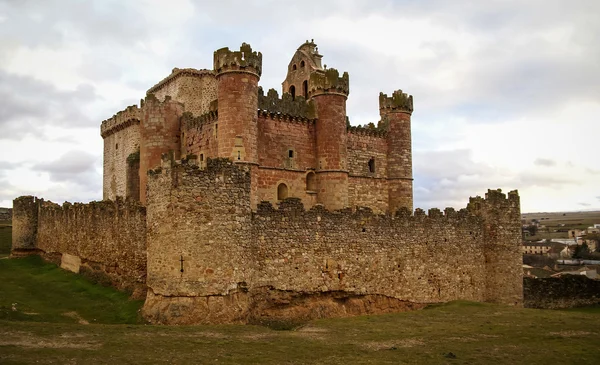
[368,158,375,173]
[300,60,305,68]
[306,172,316,191]
[277,183,288,201]
[289,85,296,100]
[292,64,297,71]
[302,80,308,97]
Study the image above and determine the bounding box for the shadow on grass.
[0,255,144,324]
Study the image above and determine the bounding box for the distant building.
[568,229,582,238]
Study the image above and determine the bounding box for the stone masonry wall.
[148,68,217,117]
[143,157,254,324]
[252,201,486,306]
[139,95,184,204]
[141,160,521,325]
[468,190,523,305]
[256,114,317,208]
[101,106,141,200]
[257,114,316,170]
[12,196,147,296]
[181,112,218,164]
[347,132,389,213]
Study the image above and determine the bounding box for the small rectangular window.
[288,149,294,158]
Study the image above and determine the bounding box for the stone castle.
[12,41,523,325]
[101,40,413,214]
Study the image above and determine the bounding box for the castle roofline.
[147,68,215,95]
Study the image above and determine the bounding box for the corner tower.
[310,68,350,210]
[381,90,414,213]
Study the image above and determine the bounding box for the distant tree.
[526,224,538,236]
[573,243,590,259]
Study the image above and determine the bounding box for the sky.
[0,0,598,213]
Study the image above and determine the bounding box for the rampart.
[11,196,147,297]
[141,159,522,325]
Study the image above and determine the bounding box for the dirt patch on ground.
[0,331,99,349]
[62,311,90,325]
[549,330,595,337]
[359,338,425,351]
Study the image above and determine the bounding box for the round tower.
[381,90,414,214]
[310,68,350,210]
[213,43,262,164]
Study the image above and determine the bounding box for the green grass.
[0,256,143,324]
[1,257,600,364]
[0,219,11,257]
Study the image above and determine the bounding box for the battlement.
[181,110,218,131]
[347,123,388,138]
[258,87,316,119]
[308,68,349,96]
[379,90,414,114]
[147,68,215,95]
[100,105,141,138]
[467,189,520,214]
[255,197,479,224]
[214,42,262,77]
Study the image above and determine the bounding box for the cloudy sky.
[0,0,598,212]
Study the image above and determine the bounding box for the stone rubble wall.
[11,196,147,297]
[524,276,600,309]
[142,160,522,324]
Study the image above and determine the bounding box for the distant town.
[521,211,600,279]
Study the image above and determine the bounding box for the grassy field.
[1,257,600,364]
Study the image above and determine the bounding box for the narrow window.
[306,172,316,191]
[303,80,308,97]
[301,60,305,68]
[200,154,204,161]
[277,183,288,201]
[215,124,218,138]
[237,151,241,160]
[368,158,375,173]
[115,143,119,150]
[288,149,294,158]
[292,64,297,71]
[289,85,296,100]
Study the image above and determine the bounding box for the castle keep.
[101,40,413,213]
[12,41,523,325]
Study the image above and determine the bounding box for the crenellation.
[214,43,263,77]
[379,90,414,114]
[258,87,316,119]
[100,104,141,138]
[309,68,350,97]
[347,124,388,138]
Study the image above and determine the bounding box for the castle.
[12,41,523,325]
[101,40,413,214]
